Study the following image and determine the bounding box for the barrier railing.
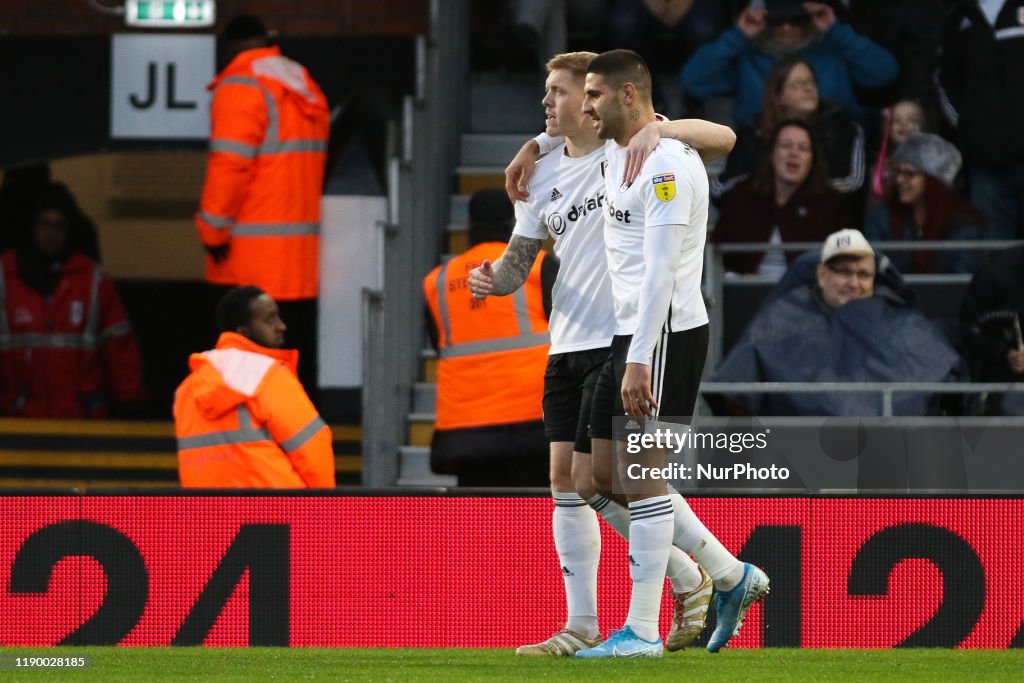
[703,239,1024,369]
[699,381,1024,417]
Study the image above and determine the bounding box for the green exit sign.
[125,1,215,28]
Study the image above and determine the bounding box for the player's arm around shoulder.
[658,118,736,163]
[622,119,734,187]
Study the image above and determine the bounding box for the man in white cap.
[710,227,962,416]
[817,227,876,310]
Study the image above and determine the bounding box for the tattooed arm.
[468,235,542,298]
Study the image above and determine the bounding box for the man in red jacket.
[0,184,146,418]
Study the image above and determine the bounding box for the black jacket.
[939,0,1024,166]
[960,246,1024,382]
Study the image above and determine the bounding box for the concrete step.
[449,194,470,225]
[456,168,505,195]
[460,133,532,167]
[408,412,435,447]
[469,74,544,134]
[421,348,437,382]
[398,445,456,487]
[446,231,469,256]
[413,381,436,414]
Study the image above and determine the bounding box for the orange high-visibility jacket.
[174,332,334,488]
[423,242,550,430]
[195,46,330,301]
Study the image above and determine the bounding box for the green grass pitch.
[1,647,1023,682]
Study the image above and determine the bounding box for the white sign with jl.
[110,34,214,139]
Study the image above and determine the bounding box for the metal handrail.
[700,381,1024,417]
[701,240,1024,370]
[715,240,1024,253]
[362,0,469,486]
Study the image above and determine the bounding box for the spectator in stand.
[0,184,147,418]
[0,165,100,261]
[843,0,944,111]
[680,0,898,125]
[711,57,864,204]
[939,0,1024,241]
[864,133,983,274]
[713,119,851,275]
[709,228,963,416]
[607,0,729,110]
[423,189,557,486]
[511,0,609,70]
[867,99,934,206]
[960,245,1024,415]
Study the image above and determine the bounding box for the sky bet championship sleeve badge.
[652,173,676,202]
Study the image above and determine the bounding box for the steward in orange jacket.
[424,241,552,430]
[421,189,557,486]
[195,19,330,302]
[174,287,334,488]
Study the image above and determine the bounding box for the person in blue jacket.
[680,0,898,125]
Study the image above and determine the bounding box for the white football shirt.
[601,138,709,343]
[513,143,616,354]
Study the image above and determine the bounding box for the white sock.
[666,487,744,591]
[553,492,600,638]
[587,494,630,539]
[624,496,674,642]
[666,547,703,594]
[590,494,701,592]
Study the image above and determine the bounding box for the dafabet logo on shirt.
[652,174,675,202]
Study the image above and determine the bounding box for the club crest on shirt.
[652,173,676,202]
[69,301,84,326]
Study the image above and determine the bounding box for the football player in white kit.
[573,49,769,658]
[469,51,737,656]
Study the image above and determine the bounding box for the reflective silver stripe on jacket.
[177,405,272,452]
[435,264,453,346]
[198,211,233,230]
[232,222,320,237]
[438,332,551,359]
[210,138,326,157]
[209,139,258,158]
[260,139,327,154]
[434,262,549,360]
[0,260,102,351]
[0,333,96,350]
[279,415,327,453]
[83,264,104,349]
[100,320,134,341]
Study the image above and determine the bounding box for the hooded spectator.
[864,133,983,273]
